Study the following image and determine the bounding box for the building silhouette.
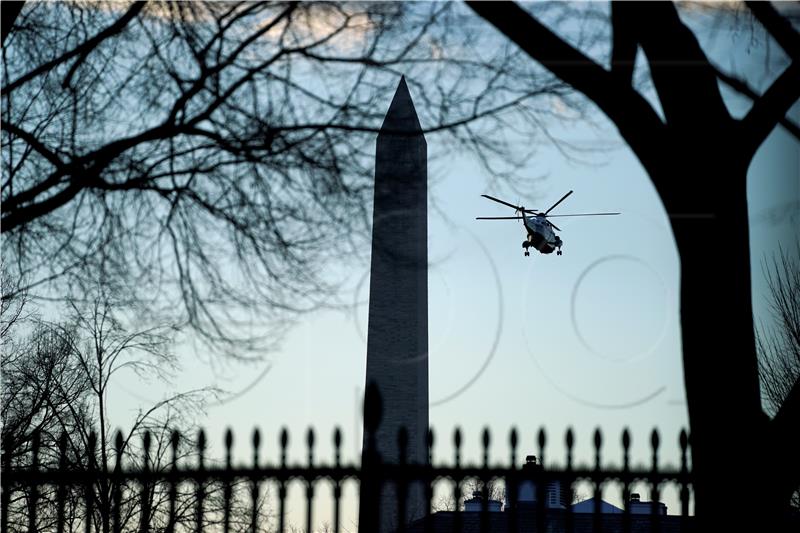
[409,457,683,533]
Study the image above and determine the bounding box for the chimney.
[505,454,565,510]
[629,493,667,515]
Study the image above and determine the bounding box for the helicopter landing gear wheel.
[557,250,562,256]
[524,251,530,257]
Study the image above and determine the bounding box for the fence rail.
[2,426,693,533]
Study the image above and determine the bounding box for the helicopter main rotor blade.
[476,216,524,220]
[481,194,537,212]
[546,220,562,232]
[545,212,621,217]
[544,190,574,215]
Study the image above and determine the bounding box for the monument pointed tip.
[380,75,424,137]
[395,76,411,99]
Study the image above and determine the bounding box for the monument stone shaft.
[361,76,429,532]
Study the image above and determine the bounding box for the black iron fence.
[2,422,692,533]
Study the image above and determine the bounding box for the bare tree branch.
[737,2,800,155]
[712,63,800,142]
[610,2,636,85]
[622,2,733,130]
[741,61,800,156]
[465,1,668,178]
[2,1,569,353]
[745,1,800,61]
[3,1,146,94]
[1,122,66,169]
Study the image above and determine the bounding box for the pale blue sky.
[102,4,799,527]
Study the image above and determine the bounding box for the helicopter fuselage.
[522,214,562,254]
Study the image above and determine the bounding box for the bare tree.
[1,275,89,475]
[1,1,570,356]
[1,313,91,532]
[433,478,505,512]
[755,241,800,512]
[466,1,799,526]
[757,241,800,418]
[0,289,268,532]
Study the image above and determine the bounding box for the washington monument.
[360,76,429,532]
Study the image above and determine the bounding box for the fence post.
[332,428,342,533]
[85,433,97,533]
[359,382,382,533]
[278,429,288,533]
[425,429,435,533]
[679,429,691,529]
[250,429,261,533]
[112,431,124,533]
[166,431,179,533]
[1,434,10,533]
[592,428,603,533]
[194,430,206,533]
[507,428,518,533]
[305,429,315,533]
[452,428,463,533]
[223,429,233,533]
[565,428,574,533]
[537,428,547,533]
[480,428,489,533]
[139,431,152,533]
[56,433,68,533]
[28,430,40,533]
[622,429,631,533]
[650,429,662,533]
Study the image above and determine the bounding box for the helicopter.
[477,190,620,256]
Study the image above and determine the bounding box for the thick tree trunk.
[464,2,798,525]
[666,159,789,529]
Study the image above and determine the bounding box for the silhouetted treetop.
[2,1,569,355]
